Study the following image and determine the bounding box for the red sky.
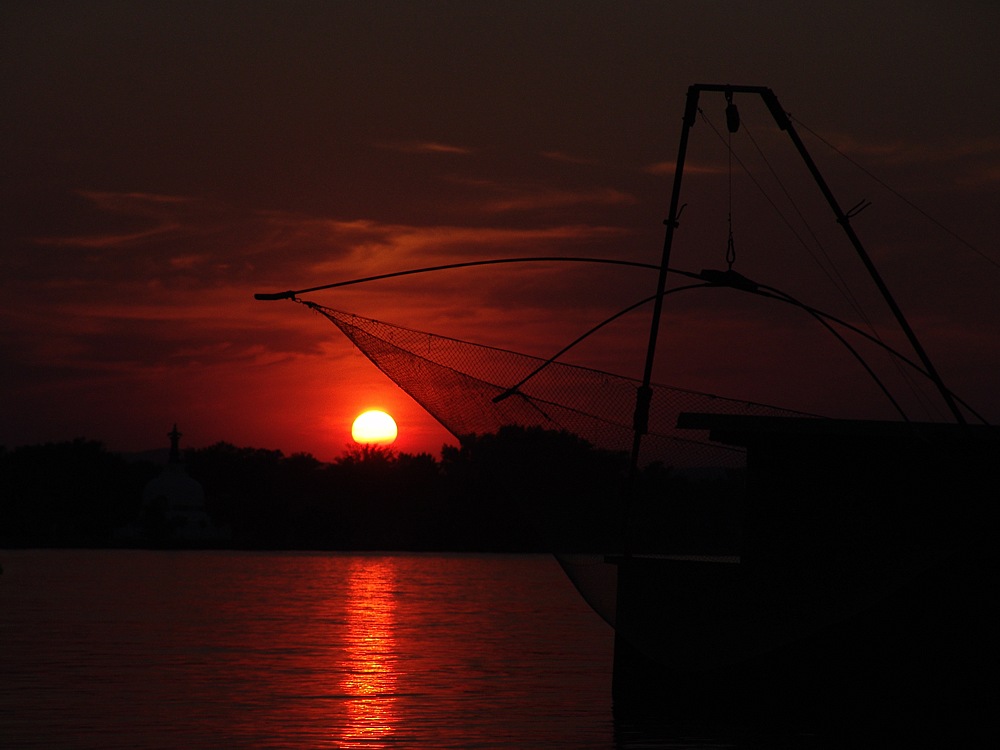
[3,1,1000,460]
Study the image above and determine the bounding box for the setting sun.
[351,410,398,445]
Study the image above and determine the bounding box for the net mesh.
[304,302,811,469]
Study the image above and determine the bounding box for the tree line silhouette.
[1,427,744,552]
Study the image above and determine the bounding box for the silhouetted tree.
[0,439,156,546]
[0,431,746,552]
[184,442,291,546]
[442,426,628,551]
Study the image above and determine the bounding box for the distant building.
[119,425,228,545]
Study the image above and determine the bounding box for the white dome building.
[140,425,226,543]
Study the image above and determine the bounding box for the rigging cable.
[700,109,865,321]
[789,114,997,419]
[738,118,939,413]
[699,108,953,421]
[740,119,866,322]
[790,115,1000,273]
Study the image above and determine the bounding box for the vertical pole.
[614,87,701,715]
[623,86,702,553]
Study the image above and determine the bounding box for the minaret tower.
[168,424,182,463]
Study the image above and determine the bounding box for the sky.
[3,1,999,460]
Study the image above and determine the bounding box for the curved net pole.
[493,283,711,404]
[254,256,659,301]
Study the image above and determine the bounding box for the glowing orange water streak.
[338,558,398,748]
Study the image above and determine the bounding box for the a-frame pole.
[623,83,966,551]
[623,85,702,553]
[756,87,966,424]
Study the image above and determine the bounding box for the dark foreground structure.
[611,414,998,739]
[253,84,996,742]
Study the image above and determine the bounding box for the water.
[1,550,634,749]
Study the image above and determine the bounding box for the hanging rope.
[725,90,738,271]
[701,104,959,423]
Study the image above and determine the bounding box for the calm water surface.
[1,550,638,749]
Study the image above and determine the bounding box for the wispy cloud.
[442,175,636,214]
[21,189,634,312]
[374,140,474,155]
[824,133,1000,174]
[80,191,194,211]
[34,224,183,248]
[30,190,195,248]
[644,160,727,176]
[482,187,635,213]
[249,213,632,285]
[540,150,599,166]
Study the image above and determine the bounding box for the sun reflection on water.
[339,557,398,748]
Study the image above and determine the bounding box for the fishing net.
[301,301,809,469]
[292,300,818,618]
